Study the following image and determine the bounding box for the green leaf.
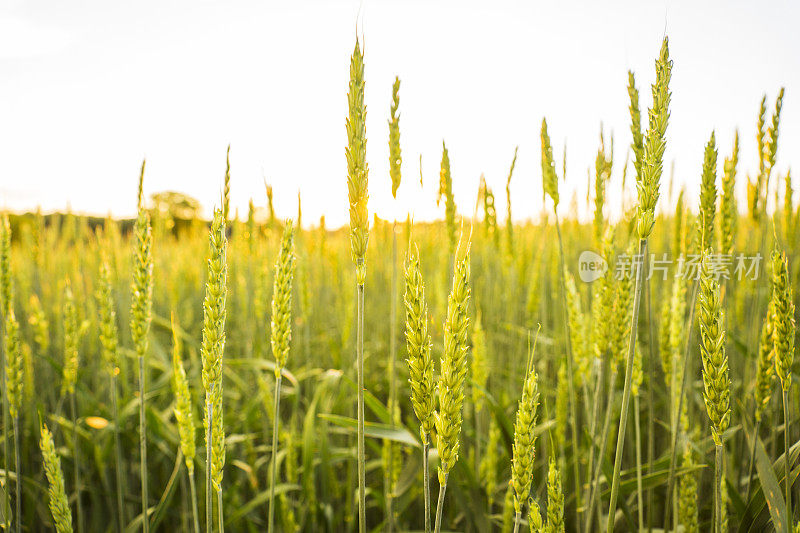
[747,429,787,533]
[229,484,301,522]
[318,414,420,448]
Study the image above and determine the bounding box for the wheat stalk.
[699,249,730,533]
[346,37,369,533]
[268,221,295,533]
[97,257,126,531]
[771,246,795,532]
[404,242,434,532]
[609,37,671,531]
[384,77,403,531]
[62,280,84,532]
[201,208,227,532]
[541,118,583,530]
[130,160,153,532]
[434,245,471,533]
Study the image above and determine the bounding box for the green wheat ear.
[771,247,795,391]
[699,249,731,445]
[346,39,369,285]
[479,417,501,507]
[627,71,644,182]
[0,213,10,315]
[40,423,74,533]
[97,258,120,376]
[271,220,296,375]
[541,118,559,207]
[62,281,79,396]
[754,300,776,422]
[201,208,228,491]
[510,332,540,515]
[636,36,672,239]
[720,132,739,255]
[440,141,457,254]
[678,444,699,533]
[171,314,196,473]
[435,245,471,482]
[698,131,718,248]
[388,76,402,198]
[546,459,565,533]
[405,243,435,442]
[5,307,22,419]
[470,312,488,411]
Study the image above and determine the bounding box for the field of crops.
[1,35,799,533]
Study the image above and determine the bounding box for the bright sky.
[1,0,798,227]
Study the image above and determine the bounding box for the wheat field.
[1,35,799,533]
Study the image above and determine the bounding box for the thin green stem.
[555,212,583,533]
[71,391,84,533]
[745,418,762,503]
[586,367,618,533]
[513,511,521,533]
[423,441,431,533]
[13,416,20,533]
[357,282,366,533]
[267,374,282,533]
[433,474,448,533]
[217,490,224,533]
[662,278,700,529]
[634,395,644,533]
[111,373,125,533]
[386,225,398,532]
[644,243,656,533]
[584,357,606,515]
[715,444,723,533]
[139,355,149,533]
[206,397,213,533]
[189,469,200,533]
[606,237,647,533]
[784,389,792,533]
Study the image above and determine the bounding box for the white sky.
[1,0,798,227]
